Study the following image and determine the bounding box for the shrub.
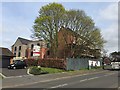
[37,58,66,69]
[25,58,66,70]
[25,58,39,66]
[29,66,42,75]
[29,66,65,75]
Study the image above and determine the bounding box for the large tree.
[60,10,105,58]
[32,3,65,57]
[32,3,105,58]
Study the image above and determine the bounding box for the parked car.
[8,60,27,69]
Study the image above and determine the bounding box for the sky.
[0,0,119,55]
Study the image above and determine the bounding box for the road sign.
[33,45,40,56]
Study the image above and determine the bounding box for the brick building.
[57,26,76,58]
[57,26,101,58]
[12,37,48,60]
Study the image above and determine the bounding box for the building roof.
[12,37,32,47]
[0,47,14,57]
[12,37,44,47]
[18,37,32,45]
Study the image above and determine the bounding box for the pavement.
[2,69,113,88]
[1,68,28,77]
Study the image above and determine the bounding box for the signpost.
[33,45,40,56]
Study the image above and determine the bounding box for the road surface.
[3,70,118,89]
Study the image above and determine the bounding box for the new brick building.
[12,37,48,60]
[57,26,76,58]
[57,26,101,58]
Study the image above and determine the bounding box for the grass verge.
[29,66,102,75]
[29,66,65,75]
[41,67,65,73]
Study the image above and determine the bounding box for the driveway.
[1,68,28,77]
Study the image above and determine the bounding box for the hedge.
[25,58,66,70]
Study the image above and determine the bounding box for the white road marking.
[87,77,99,80]
[0,73,6,78]
[50,83,68,88]
[80,79,88,82]
[79,77,99,83]
[4,75,33,79]
[51,72,117,88]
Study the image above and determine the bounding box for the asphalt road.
[13,70,119,89]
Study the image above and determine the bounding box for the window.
[31,51,33,56]
[31,44,34,49]
[14,47,17,51]
[14,53,16,56]
[25,50,27,57]
[37,43,40,46]
[18,52,21,57]
[19,46,21,51]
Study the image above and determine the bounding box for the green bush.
[25,59,39,66]
[29,66,42,75]
[29,66,65,75]
[94,66,102,69]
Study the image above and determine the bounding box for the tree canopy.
[32,3,106,58]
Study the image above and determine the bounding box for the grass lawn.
[29,66,65,75]
[41,67,65,73]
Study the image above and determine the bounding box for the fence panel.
[66,58,103,70]
[66,58,89,70]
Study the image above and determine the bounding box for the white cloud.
[101,23,118,54]
[98,3,118,54]
[102,24,118,41]
[99,3,118,21]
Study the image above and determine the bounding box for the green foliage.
[29,66,102,75]
[29,66,42,75]
[38,58,66,69]
[29,66,65,75]
[32,3,65,57]
[25,59,39,66]
[32,2,106,58]
[41,67,65,73]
